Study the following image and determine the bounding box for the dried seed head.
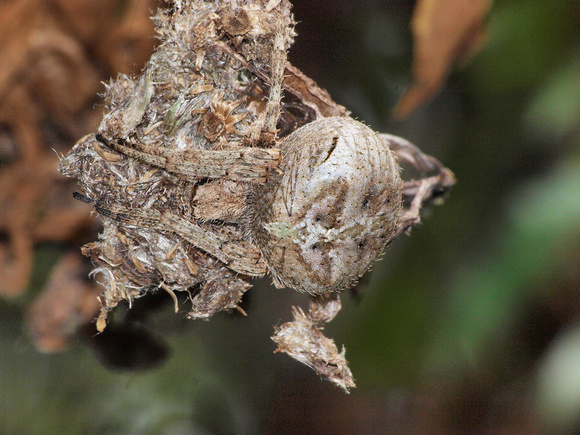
[249,117,403,294]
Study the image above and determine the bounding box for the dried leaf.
[309,292,342,323]
[0,0,157,297]
[27,252,101,353]
[283,64,349,118]
[393,0,493,118]
[273,306,356,393]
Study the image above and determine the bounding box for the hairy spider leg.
[73,192,267,277]
[95,134,281,183]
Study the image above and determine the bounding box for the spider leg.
[74,192,267,277]
[95,134,280,184]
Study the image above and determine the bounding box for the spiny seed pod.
[248,117,403,294]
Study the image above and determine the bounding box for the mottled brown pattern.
[250,118,403,294]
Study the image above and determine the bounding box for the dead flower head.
[58,0,455,392]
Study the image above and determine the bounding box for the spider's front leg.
[74,192,267,277]
[95,134,281,184]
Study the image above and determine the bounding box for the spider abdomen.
[249,117,403,294]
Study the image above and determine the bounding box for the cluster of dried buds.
[59,0,455,391]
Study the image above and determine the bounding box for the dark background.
[1,0,579,433]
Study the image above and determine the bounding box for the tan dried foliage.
[394,0,493,118]
[0,0,158,347]
[274,305,356,392]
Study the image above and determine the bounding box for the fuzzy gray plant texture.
[59,0,455,392]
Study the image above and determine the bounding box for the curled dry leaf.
[393,0,493,118]
[0,0,157,299]
[273,306,355,393]
[0,153,91,296]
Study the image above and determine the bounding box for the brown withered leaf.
[0,0,158,297]
[283,64,349,118]
[27,252,101,353]
[273,306,355,393]
[393,0,493,118]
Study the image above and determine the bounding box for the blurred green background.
[1,0,579,433]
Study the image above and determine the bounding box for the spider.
[88,116,403,290]
[70,114,453,298]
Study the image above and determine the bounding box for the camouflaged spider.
[77,115,452,296]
